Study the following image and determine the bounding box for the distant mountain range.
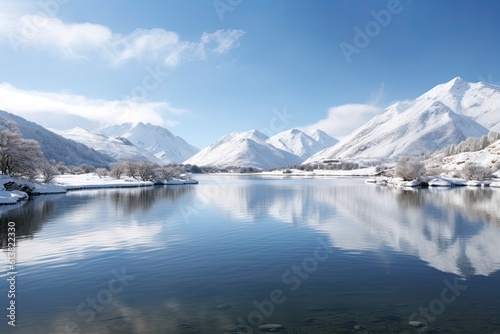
[97,122,199,164]
[1,77,499,169]
[266,129,332,160]
[52,127,163,164]
[184,129,338,169]
[51,122,200,165]
[305,129,340,148]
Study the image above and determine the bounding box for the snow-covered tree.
[154,165,182,180]
[395,157,427,181]
[125,160,139,180]
[39,162,59,183]
[487,131,500,144]
[109,162,126,179]
[0,121,44,178]
[79,163,95,173]
[461,163,491,181]
[95,168,108,178]
[69,165,83,174]
[55,162,69,174]
[137,161,160,181]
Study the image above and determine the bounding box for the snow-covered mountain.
[184,129,303,169]
[306,77,493,163]
[53,127,163,163]
[97,122,199,164]
[421,77,500,131]
[266,129,325,160]
[305,129,339,148]
[0,110,114,167]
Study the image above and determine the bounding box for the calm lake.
[1,175,500,334]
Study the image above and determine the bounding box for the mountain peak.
[449,76,466,84]
[305,129,339,148]
[244,129,269,141]
[288,128,302,135]
[445,76,470,92]
[418,77,471,113]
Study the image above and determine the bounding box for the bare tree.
[125,160,139,180]
[55,162,69,174]
[109,162,126,179]
[39,162,59,183]
[461,163,491,181]
[137,161,160,181]
[69,165,83,174]
[79,163,95,173]
[95,168,108,178]
[154,165,182,180]
[395,157,427,181]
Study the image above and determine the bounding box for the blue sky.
[1,0,499,148]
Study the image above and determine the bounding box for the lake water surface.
[1,175,500,333]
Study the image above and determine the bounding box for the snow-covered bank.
[364,176,500,189]
[158,179,199,185]
[54,173,201,190]
[54,174,154,190]
[260,166,378,177]
[0,176,66,205]
[0,173,199,206]
[53,173,199,190]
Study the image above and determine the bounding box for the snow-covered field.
[54,174,154,190]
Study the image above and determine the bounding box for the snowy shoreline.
[0,173,198,206]
[2,168,499,206]
[260,166,378,177]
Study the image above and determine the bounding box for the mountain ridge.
[184,129,303,169]
[97,122,199,164]
[53,127,164,164]
[305,77,497,163]
[0,110,115,167]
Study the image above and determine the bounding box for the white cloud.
[303,83,385,138]
[302,103,381,138]
[198,29,246,56]
[0,9,245,65]
[108,28,245,67]
[0,14,112,58]
[0,82,182,129]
